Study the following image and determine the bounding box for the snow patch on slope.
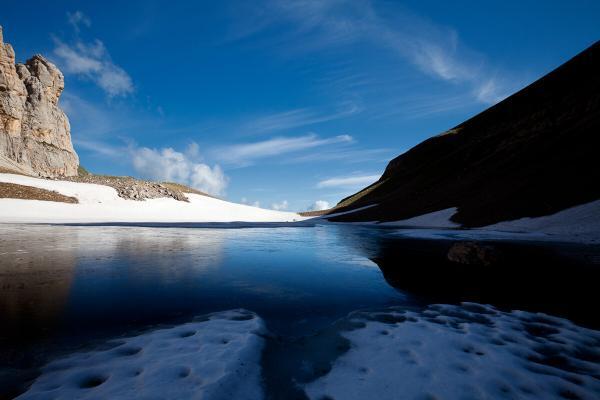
[17,309,266,400]
[0,173,304,224]
[482,199,600,242]
[320,204,379,219]
[304,303,600,400]
[380,207,459,228]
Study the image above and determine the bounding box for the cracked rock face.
[0,26,79,177]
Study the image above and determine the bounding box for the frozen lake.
[1,224,599,399]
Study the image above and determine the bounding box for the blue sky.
[2,1,599,211]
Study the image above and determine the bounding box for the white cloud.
[308,200,330,211]
[53,16,133,97]
[67,11,91,33]
[271,200,288,211]
[216,134,353,166]
[132,147,228,196]
[317,174,380,188]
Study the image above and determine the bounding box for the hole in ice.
[370,313,406,324]
[524,322,560,337]
[559,389,582,400]
[79,374,108,389]
[519,385,535,395]
[178,366,191,378]
[462,345,474,354]
[179,330,196,338]
[527,353,587,375]
[573,345,600,363]
[563,375,583,386]
[229,314,254,321]
[452,363,469,373]
[498,383,512,394]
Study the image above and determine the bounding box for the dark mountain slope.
[329,40,600,227]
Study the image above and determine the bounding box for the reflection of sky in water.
[0,224,405,354]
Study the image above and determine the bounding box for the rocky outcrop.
[447,241,500,267]
[66,174,190,202]
[0,26,79,177]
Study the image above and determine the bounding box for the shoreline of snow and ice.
[16,309,267,400]
[16,305,600,399]
[2,173,598,242]
[0,173,305,224]
[304,303,600,400]
[480,199,600,240]
[321,202,600,243]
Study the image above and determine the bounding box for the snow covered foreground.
[16,310,266,400]
[14,306,600,399]
[0,173,303,224]
[304,303,600,400]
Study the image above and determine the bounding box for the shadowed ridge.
[330,40,600,226]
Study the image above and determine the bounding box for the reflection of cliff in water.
[359,232,600,327]
[0,226,77,340]
[0,225,228,341]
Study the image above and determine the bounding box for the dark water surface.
[0,223,598,398]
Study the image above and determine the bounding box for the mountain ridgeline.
[329,40,600,227]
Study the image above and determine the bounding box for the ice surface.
[304,303,600,400]
[0,173,304,223]
[17,309,266,400]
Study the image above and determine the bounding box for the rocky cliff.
[329,40,600,226]
[0,26,79,177]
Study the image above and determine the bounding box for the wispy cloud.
[67,11,91,33]
[232,0,516,105]
[73,139,125,158]
[317,174,380,189]
[53,12,133,97]
[215,133,353,166]
[239,102,361,135]
[132,145,228,196]
[287,147,392,164]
